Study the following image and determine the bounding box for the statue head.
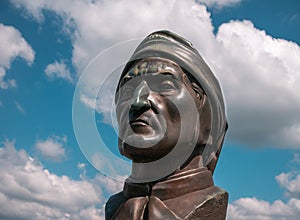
[115,30,227,177]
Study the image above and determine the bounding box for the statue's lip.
[130,118,149,126]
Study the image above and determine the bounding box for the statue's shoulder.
[105,191,127,220]
[185,186,228,220]
[163,186,228,220]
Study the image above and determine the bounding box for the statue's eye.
[161,81,176,90]
[122,86,134,95]
[117,84,135,102]
[157,80,179,95]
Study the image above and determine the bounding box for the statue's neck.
[175,154,204,174]
[128,152,204,184]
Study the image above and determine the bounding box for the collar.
[123,167,213,200]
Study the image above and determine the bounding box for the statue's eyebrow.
[158,71,180,79]
[119,75,133,87]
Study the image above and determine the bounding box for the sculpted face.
[115,58,205,163]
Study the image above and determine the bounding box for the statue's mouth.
[126,110,163,136]
[130,117,149,126]
[129,114,156,135]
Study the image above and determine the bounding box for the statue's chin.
[121,128,164,148]
[120,133,173,163]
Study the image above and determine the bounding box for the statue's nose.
[130,81,151,113]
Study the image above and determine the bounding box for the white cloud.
[0,23,35,89]
[228,169,300,220]
[214,20,300,148]
[276,172,300,198]
[77,162,86,169]
[0,140,124,220]
[0,67,16,89]
[10,0,215,72]
[227,197,300,220]
[0,140,105,220]
[11,0,300,149]
[35,136,67,161]
[198,0,242,8]
[11,0,47,22]
[45,60,73,82]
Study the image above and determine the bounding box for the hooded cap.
[118,30,227,171]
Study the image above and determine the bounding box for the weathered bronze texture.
[106,30,228,220]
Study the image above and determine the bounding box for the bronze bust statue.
[105,30,228,220]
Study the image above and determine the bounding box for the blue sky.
[0,0,300,219]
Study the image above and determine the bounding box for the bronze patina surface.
[105,30,228,220]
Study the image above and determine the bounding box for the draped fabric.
[105,167,228,220]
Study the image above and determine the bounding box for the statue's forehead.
[122,58,184,81]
